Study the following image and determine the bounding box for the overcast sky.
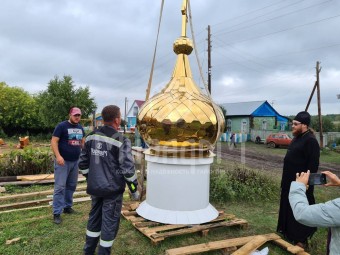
[1,0,340,117]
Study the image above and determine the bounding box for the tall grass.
[0,146,54,176]
[210,162,280,203]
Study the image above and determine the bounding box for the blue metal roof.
[221,100,289,122]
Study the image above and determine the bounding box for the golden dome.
[137,1,225,156]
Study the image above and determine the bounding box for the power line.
[264,42,340,58]
[217,13,340,45]
[213,37,269,69]
[214,0,333,36]
[193,0,291,40]
[213,0,291,27]
[214,0,307,35]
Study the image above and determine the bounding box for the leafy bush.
[0,146,54,176]
[0,127,7,138]
[29,133,53,142]
[336,137,340,146]
[210,164,280,203]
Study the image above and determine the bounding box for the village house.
[220,100,290,142]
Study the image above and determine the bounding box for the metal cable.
[145,0,165,101]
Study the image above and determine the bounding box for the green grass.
[0,142,339,254]
[320,149,340,164]
[1,173,338,254]
[1,197,333,254]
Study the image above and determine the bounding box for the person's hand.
[296,170,310,187]
[131,190,140,201]
[322,171,340,187]
[56,155,65,166]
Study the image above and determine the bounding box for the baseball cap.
[70,107,82,116]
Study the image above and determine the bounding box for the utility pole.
[207,25,211,94]
[316,61,323,148]
[124,97,128,134]
[92,108,97,130]
[305,81,317,112]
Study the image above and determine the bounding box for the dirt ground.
[215,142,340,175]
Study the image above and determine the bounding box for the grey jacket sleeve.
[119,137,138,193]
[289,181,340,228]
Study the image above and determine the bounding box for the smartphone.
[308,173,327,185]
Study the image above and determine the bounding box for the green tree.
[0,82,41,135]
[310,115,335,132]
[219,105,227,118]
[37,76,97,128]
[219,105,227,132]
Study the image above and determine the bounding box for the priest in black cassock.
[277,111,320,248]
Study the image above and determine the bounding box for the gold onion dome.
[137,3,224,156]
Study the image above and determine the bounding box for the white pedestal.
[136,154,218,224]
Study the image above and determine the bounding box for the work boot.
[53,214,62,224]
[63,207,76,214]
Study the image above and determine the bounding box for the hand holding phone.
[322,171,340,187]
[308,173,327,185]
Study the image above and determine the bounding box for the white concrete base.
[137,201,218,225]
[136,153,218,224]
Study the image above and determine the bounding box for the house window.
[262,120,267,130]
[280,122,285,131]
[226,119,232,132]
[241,119,247,133]
[133,106,138,116]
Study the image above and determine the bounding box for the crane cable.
[145,0,165,101]
[188,0,224,136]
[187,0,211,99]
[145,0,210,100]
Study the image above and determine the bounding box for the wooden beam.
[0,176,86,186]
[231,235,268,255]
[0,196,91,215]
[165,233,280,255]
[0,193,90,210]
[272,238,309,254]
[0,185,87,201]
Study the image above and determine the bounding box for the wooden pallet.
[165,233,310,255]
[121,202,248,245]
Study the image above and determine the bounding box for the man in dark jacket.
[79,105,139,255]
[277,111,320,248]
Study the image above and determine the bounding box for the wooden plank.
[0,205,50,215]
[0,176,86,186]
[166,233,280,255]
[142,224,187,235]
[134,221,162,228]
[0,185,87,201]
[0,179,56,186]
[272,238,309,254]
[231,235,268,255]
[20,174,55,181]
[0,198,52,210]
[0,196,91,215]
[122,210,138,216]
[0,195,90,211]
[121,203,248,245]
[152,219,248,240]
